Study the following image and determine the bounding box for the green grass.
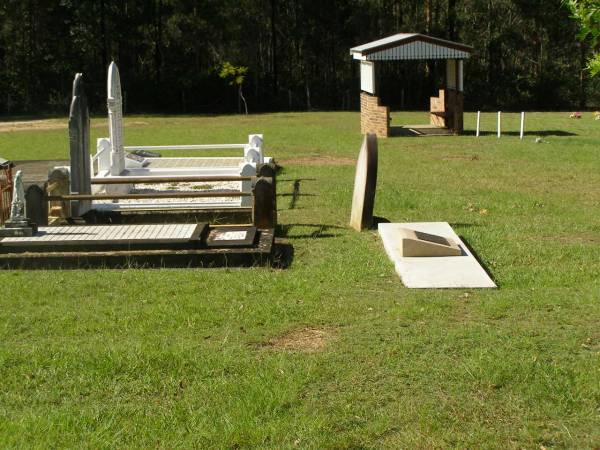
[1,111,599,449]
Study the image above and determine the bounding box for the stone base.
[0,227,35,237]
[0,219,37,237]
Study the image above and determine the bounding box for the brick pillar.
[360,92,389,138]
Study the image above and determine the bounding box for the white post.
[520,112,525,140]
[476,111,481,137]
[239,162,256,207]
[248,134,264,163]
[497,111,501,139]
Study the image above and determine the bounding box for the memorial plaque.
[206,226,257,248]
[350,134,378,231]
[399,228,462,257]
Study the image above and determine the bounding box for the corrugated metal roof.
[350,33,472,60]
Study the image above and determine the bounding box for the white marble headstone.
[107,62,125,176]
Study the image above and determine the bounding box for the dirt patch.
[0,120,68,132]
[264,327,334,351]
[282,156,355,166]
[0,119,148,133]
[440,154,480,161]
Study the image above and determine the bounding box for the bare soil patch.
[440,154,480,161]
[264,327,334,351]
[0,120,67,132]
[0,119,148,133]
[282,156,355,166]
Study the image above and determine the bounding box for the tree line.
[0,0,598,116]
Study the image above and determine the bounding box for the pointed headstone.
[68,73,91,216]
[107,61,125,175]
[0,170,37,236]
[350,134,378,231]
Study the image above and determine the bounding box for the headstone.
[253,177,276,229]
[107,61,125,176]
[397,227,461,257]
[350,133,378,231]
[69,73,91,216]
[47,167,70,224]
[25,184,48,227]
[0,171,37,237]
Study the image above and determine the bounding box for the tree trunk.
[447,0,456,40]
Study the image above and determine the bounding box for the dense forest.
[0,0,598,115]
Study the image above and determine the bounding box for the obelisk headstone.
[350,133,378,231]
[69,73,91,217]
[107,61,125,176]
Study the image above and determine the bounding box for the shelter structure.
[350,33,473,137]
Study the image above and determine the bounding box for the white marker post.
[476,111,481,137]
[497,111,501,139]
[520,112,525,140]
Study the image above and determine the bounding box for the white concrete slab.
[378,222,496,289]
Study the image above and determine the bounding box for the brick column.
[360,92,389,138]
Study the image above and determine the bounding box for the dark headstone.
[25,184,48,227]
[69,73,91,217]
[350,134,378,231]
[253,177,276,229]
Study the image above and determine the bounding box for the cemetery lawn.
[1,111,600,449]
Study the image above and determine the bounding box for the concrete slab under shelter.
[378,222,496,289]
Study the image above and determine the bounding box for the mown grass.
[0,111,599,449]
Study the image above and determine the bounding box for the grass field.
[0,111,599,449]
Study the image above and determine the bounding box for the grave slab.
[378,222,496,288]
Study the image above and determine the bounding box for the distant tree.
[564,0,600,76]
[219,62,249,114]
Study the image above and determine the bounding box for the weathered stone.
[0,170,37,236]
[253,177,276,229]
[69,73,91,216]
[397,227,462,257]
[350,134,378,231]
[25,184,48,227]
[107,61,125,176]
[46,167,70,224]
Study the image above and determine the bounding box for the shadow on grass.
[278,223,345,239]
[370,216,390,229]
[458,235,499,288]
[278,178,319,210]
[271,242,294,269]
[462,130,577,137]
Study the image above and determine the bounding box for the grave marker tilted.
[350,133,378,231]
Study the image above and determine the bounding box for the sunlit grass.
[0,111,599,448]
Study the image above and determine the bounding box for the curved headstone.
[350,133,378,231]
[69,73,91,216]
[107,61,125,175]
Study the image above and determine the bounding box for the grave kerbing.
[350,133,378,231]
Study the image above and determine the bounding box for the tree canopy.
[0,0,598,115]
[564,0,600,76]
